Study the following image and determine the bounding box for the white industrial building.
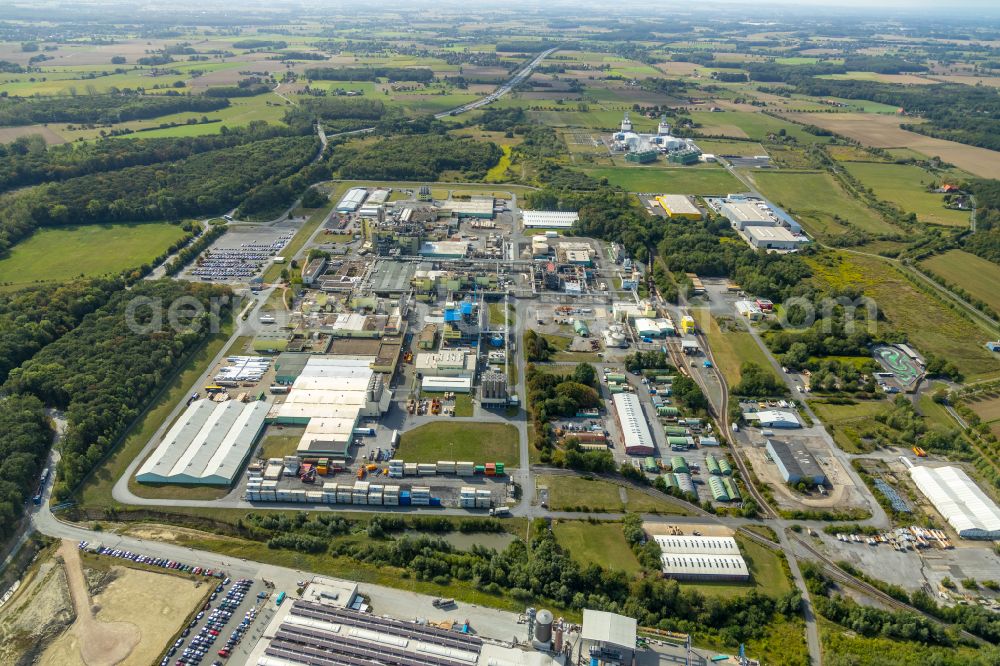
[580,610,637,665]
[336,187,368,213]
[269,357,391,456]
[653,534,749,581]
[136,399,269,485]
[612,392,655,455]
[521,210,579,229]
[422,376,473,393]
[415,350,477,378]
[719,200,777,231]
[744,225,809,251]
[745,410,801,429]
[909,465,1000,539]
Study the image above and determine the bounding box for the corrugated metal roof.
[910,465,1000,538]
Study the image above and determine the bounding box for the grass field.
[808,252,1000,381]
[689,110,830,144]
[0,222,187,288]
[808,400,889,453]
[695,140,767,156]
[537,474,690,514]
[678,535,792,599]
[748,170,897,238]
[552,521,642,575]
[694,312,779,390]
[398,422,519,466]
[920,250,1000,313]
[967,395,1000,424]
[582,166,741,194]
[258,429,305,459]
[844,162,971,227]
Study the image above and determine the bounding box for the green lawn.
[552,521,642,574]
[920,250,1000,314]
[398,422,519,466]
[582,166,741,194]
[749,171,898,238]
[693,311,779,390]
[689,110,830,144]
[0,222,187,288]
[259,428,305,459]
[844,162,972,227]
[808,400,889,453]
[537,474,690,514]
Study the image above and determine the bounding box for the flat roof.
[721,201,774,223]
[422,376,473,391]
[522,210,579,228]
[653,535,741,555]
[137,400,268,485]
[767,439,823,480]
[581,609,637,650]
[746,225,801,242]
[657,195,700,215]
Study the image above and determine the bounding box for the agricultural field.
[784,112,1000,179]
[844,162,971,227]
[747,170,897,237]
[808,252,1000,381]
[919,250,1000,314]
[695,139,768,156]
[0,222,188,289]
[688,110,831,144]
[398,422,519,466]
[551,521,642,575]
[582,165,741,194]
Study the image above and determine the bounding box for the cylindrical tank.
[535,609,553,643]
[554,619,564,652]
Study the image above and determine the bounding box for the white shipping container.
[368,492,383,505]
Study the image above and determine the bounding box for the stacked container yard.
[322,482,338,503]
[485,463,498,476]
[337,485,353,503]
[417,463,437,476]
[306,490,323,504]
[722,478,740,501]
[368,483,384,506]
[384,485,400,506]
[671,456,689,475]
[388,459,404,478]
[708,476,730,502]
[460,486,477,509]
[290,489,306,503]
[404,463,418,476]
[411,486,431,506]
[476,489,492,508]
[353,481,370,505]
[399,490,411,506]
[276,487,292,502]
[437,460,457,474]
[456,461,475,476]
[705,454,721,476]
[496,462,505,475]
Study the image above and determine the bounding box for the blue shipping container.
[429,497,441,506]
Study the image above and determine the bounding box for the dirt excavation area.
[0,540,207,666]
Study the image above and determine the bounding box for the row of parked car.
[161,578,257,666]
[80,541,225,579]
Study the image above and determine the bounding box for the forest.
[0,134,320,252]
[0,395,52,543]
[961,179,1000,263]
[333,133,501,181]
[0,93,229,126]
[282,97,386,134]
[0,122,293,195]
[4,280,232,499]
[304,66,435,82]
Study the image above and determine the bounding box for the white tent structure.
[136,400,268,485]
[909,465,1000,539]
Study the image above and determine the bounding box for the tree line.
[0,93,229,127]
[332,133,501,181]
[304,66,435,82]
[0,395,53,543]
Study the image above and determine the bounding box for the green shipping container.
[495,463,505,474]
[474,465,486,473]
[609,385,625,394]
[657,406,680,417]
[664,426,686,436]
[655,375,674,383]
[606,373,627,383]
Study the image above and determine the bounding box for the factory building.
[653,535,750,581]
[612,392,656,456]
[415,350,477,378]
[580,610,637,666]
[419,241,469,259]
[421,376,473,393]
[746,410,800,429]
[766,439,826,486]
[909,465,1000,539]
[136,400,269,485]
[336,187,368,213]
[612,300,657,322]
[246,592,569,666]
[440,198,494,219]
[479,370,509,406]
[719,201,777,231]
[744,225,809,251]
[656,195,701,220]
[301,257,327,285]
[521,210,579,229]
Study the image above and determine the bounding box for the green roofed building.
[625,149,658,164]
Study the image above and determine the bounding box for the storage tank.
[535,609,553,643]
[554,621,564,653]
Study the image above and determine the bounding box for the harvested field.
[920,250,1000,313]
[783,112,1000,178]
[968,396,1000,424]
[0,124,67,145]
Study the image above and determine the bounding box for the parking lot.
[180,225,294,283]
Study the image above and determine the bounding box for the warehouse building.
[521,210,579,229]
[336,187,368,213]
[612,392,656,456]
[419,241,469,259]
[136,399,269,485]
[719,200,777,230]
[247,590,569,666]
[441,198,494,219]
[744,225,809,251]
[421,376,473,393]
[745,410,800,429]
[766,439,826,486]
[652,534,749,581]
[579,610,637,665]
[909,465,1000,539]
[656,195,701,220]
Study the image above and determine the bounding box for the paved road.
[434,48,559,119]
